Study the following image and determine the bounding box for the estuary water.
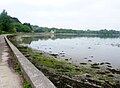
[18,34,120,68]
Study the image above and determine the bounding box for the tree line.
[32,25,120,36]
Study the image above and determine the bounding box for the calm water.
[18,34,120,68]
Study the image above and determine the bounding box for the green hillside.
[0,10,32,34]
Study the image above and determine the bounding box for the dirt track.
[0,35,22,88]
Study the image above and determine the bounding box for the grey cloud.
[0,0,120,30]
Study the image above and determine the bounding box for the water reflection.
[21,34,120,43]
[18,34,120,68]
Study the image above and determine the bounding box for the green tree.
[0,10,15,34]
[13,22,31,32]
[0,10,8,19]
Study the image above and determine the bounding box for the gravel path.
[0,35,22,88]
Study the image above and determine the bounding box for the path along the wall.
[0,35,22,88]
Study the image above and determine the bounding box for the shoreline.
[8,34,120,88]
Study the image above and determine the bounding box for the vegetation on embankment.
[8,35,120,88]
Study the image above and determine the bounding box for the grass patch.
[23,82,32,88]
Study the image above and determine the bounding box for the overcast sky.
[1,0,120,30]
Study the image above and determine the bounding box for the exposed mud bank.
[8,35,120,88]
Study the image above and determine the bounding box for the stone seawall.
[5,36,56,88]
